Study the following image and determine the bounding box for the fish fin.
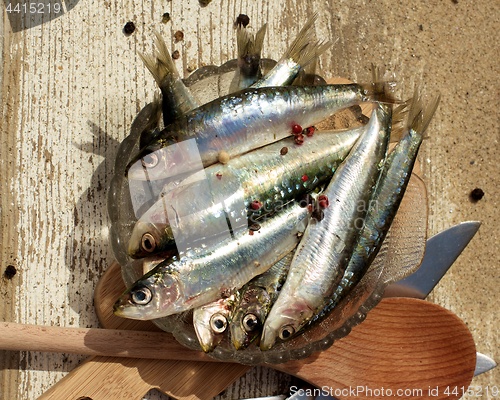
[236,23,267,59]
[389,101,410,142]
[360,65,401,104]
[253,23,267,54]
[406,89,441,137]
[140,30,181,88]
[360,80,401,105]
[153,30,182,81]
[281,12,318,63]
[138,52,163,85]
[236,26,252,59]
[296,39,334,69]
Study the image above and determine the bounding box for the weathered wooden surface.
[0,0,498,399]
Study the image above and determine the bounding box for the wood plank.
[0,7,22,400]
[0,0,498,398]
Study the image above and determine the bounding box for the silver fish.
[229,252,293,350]
[260,102,392,350]
[308,90,440,325]
[193,295,236,352]
[113,203,309,319]
[127,129,361,258]
[126,82,391,182]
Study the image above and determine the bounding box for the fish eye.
[130,286,152,305]
[210,313,228,333]
[141,233,156,253]
[242,313,260,332]
[279,325,295,340]
[141,153,159,169]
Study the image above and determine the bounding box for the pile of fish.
[107,15,440,364]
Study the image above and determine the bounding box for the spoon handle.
[2,297,476,400]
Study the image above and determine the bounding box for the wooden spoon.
[3,262,473,399]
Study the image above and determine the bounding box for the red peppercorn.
[301,174,308,182]
[294,134,304,145]
[292,124,303,134]
[318,194,329,209]
[250,200,262,210]
[305,126,316,137]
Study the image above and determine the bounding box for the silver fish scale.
[128,130,361,258]
[168,203,310,314]
[260,104,391,349]
[131,84,368,182]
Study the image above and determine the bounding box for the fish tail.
[236,26,252,58]
[296,39,334,69]
[253,23,267,54]
[359,64,400,104]
[360,80,400,105]
[237,23,267,58]
[140,30,181,87]
[281,12,318,63]
[389,101,409,142]
[406,89,441,137]
[138,52,163,85]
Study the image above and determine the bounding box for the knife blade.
[384,221,481,299]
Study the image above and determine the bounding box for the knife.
[384,221,481,299]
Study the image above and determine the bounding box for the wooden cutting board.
[38,261,476,400]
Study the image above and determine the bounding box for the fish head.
[193,297,234,352]
[128,218,175,259]
[126,138,202,182]
[113,266,182,320]
[260,298,312,351]
[230,288,269,350]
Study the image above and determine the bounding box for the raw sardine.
[113,203,309,319]
[250,14,331,88]
[309,91,440,325]
[139,30,199,129]
[229,24,267,92]
[229,252,293,350]
[193,295,236,352]
[126,82,393,181]
[260,102,392,350]
[127,128,361,258]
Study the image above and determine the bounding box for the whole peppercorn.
[304,126,316,137]
[317,194,329,209]
[123,21,136,35]
[235,14,250,28]
[174,30,184,42]
[469,188,484,202]
[250,200,262,210]
[292,124,303,135]
[294,134,304,145]
[4,265,17,279]
[162,13,171,23]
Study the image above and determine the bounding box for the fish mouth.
[259,323,278,351]
[113,296,144,320]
